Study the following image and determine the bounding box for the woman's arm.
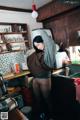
[37,52,53,71]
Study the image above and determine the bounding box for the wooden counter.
[3,70,30,80]
[52,68,64,75]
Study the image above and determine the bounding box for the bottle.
[65,67,70,76]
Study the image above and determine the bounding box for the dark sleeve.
[38,52,52,71]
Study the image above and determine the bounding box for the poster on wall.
[69,46,80,64]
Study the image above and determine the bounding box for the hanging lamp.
[31,0,38,19]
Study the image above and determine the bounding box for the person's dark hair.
[33,35,44,52]
[58,42,65,52]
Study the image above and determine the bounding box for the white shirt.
[56,51,69,69]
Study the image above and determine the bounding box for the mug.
[21,62,28,70]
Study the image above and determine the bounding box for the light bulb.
[31,10,38,19]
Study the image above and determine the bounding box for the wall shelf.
[0,50,25,54]
[0,31,27,35]
[0,23,30,75]
[0,23,30,54]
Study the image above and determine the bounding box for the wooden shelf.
[0,42,4,44]
[0,23,30,82]
[0,40,29,44]
[3,70,30,80]
[0,31,27,34]
[0,50,24,54]
[6,40,28,44]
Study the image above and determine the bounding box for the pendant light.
[31,0,38,19]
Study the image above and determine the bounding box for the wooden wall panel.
[67,9,80,46]
[43,16,69,47]
[37,1,80,47]
[37,2,52,21]
[37,1,78,22]
[43,8,80,47]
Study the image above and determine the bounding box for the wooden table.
[3,70,30,81]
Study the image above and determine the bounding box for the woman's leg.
[32,78,41,119]
[33,78,41,101]
[39,78,51,99]
[39,78,53,119]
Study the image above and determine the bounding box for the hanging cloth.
[39,30,56,68]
